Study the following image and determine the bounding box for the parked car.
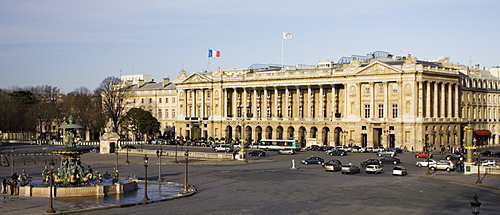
[278,148,296,155]
[394,148,404,153]
[301,156,324,165]
[214,144,234,152]
[361,159,380,167]
[481,159,496,166]
[323,160,342,172]
[372,146,385,152]
[392,166,408,176]
[249,143,260,149]
[377,149,397,157]
[365,165,383,174]
[415,152,433,158]
[481,150,496,157]
[341,164,361,174]
[305,145,323,151]
[446,152,465,161]
[328,149,347,156]
[416,159,437,167]
[349,146,365,153]
[248,150,266,156]
[365,147,374,153]
[429,160,455,171]
[121,145,136,149]
[379,157,401,165]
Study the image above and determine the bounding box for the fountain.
[14,116,138,197]
[48,116,94,185]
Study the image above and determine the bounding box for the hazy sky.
[1,0,498,93]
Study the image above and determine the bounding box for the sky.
[1,0,499,93]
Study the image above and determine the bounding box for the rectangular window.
[166,109,169,118]
[364,85,370,95]
[172,98,175,103]
[158,109,162,119]
[149,98,152,103]
[392,104,398,118]
[392,83,398,94]
[378,83,384,94]
[364,104,370,118]
[166,98,169,103]
[172,109,176,118]
[141,98,144,103]
[159,98,162,103]
[378,104,384,118]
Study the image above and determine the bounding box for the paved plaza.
[1,143,500,214]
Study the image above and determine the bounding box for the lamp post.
[142,154,149,203]
[425,134,432,175]
[184,149,189,194]
[46,160,56,213]
[470,194,481,215]
[175,141,178,163]
[115,150,119,171]
[476,147,482,184]
[157,147,163,182]
[125,147,130,164]
[238,118,248,162]
[11,147,14,176]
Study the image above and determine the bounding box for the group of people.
[2,171,27,195]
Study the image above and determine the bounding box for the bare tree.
[67,87,105,141]
[95,76,134,133]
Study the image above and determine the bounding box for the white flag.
[283,32,292,39]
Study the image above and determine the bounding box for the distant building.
[173,51,500,151]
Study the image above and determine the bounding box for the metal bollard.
[291,159,297,169]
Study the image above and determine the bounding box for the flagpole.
[281,36,284,68]
[207,49,211,71]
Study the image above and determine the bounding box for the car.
[323,160,342,172]
[377,149,397,157]
[305,145,322,151]
[481,150,496,157]
[394,148,404,153]
[301,156,324,165]
[416,159,437,167]
[278,148,296,155]
[341,164,361,174]
[372,146,385,152]
[361,159,380,167]
[481,159,496,166]
[379,157,401,165]
[91,147,100,153]
[415,152,433,158]
[446,152,465,161]
[349,146,365,153]
[392,166,408,176]
[328,149,347,156]
[429,160,455,171]
[121,145,136,149]
[365,165,383,174]
[365,147,374,153]
[214,144,234,152]
[249,143,260,149]
[248,150,266,156]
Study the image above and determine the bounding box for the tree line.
[0,76,160,141]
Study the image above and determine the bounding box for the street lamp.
[46,160,56,213]
[470,194,481,215]
[476,148,482,184]
[11,147,14,176]
[142,154,150,203]
[184,149,189,194]
[157,147,163,182]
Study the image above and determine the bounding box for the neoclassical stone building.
[173,51,500,151]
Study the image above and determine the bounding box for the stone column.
[306,86,312,118]
[454,84,459,118]
[252,88,257,119]
[242,88,247,118]
[440,83,445,118]
[418,81,424,118]
[433,82,438,118]
[447,83,452,118]
[319,86,324,119]
[426,82,431,118]
[233,88,238,118]
[263,89,268,118]
[274,87,279,119]
[285,87,290,119]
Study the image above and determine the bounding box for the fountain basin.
[13,179,137,197]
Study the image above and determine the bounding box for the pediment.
[355,61,401,75]
[182,73,211,83]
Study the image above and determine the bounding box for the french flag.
[208,49,220,58]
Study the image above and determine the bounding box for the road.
[2,143,500,214]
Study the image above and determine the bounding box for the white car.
[481,159,496,166]
[392,166,408,176]
[365,165,383,174]
[278,148,296,155]
[416,159,437,167]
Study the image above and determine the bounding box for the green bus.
[258,139,300,151]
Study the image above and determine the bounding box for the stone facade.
[172,52,500,151]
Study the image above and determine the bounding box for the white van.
[214,144,233,152]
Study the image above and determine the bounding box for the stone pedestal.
[100,132,120,154]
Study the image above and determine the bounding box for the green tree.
[121,108,159,141]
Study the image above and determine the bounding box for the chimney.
[163,77,170,86]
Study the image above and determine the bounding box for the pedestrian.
[156,149,160,157]
[233,150,237,160]
[460,162,465,173]
[2,177,6,194]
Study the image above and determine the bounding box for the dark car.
[341,164,361,174]
[301,156,325,165]
[306,145,323,151]
[248,150,266,156]
[361,159,380,167]
[446,152,465,161]
[481,150,496,157]
[121,145,136,149]
[328,149,346,156]
[323,160,342,172]
[379,157,401,165]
